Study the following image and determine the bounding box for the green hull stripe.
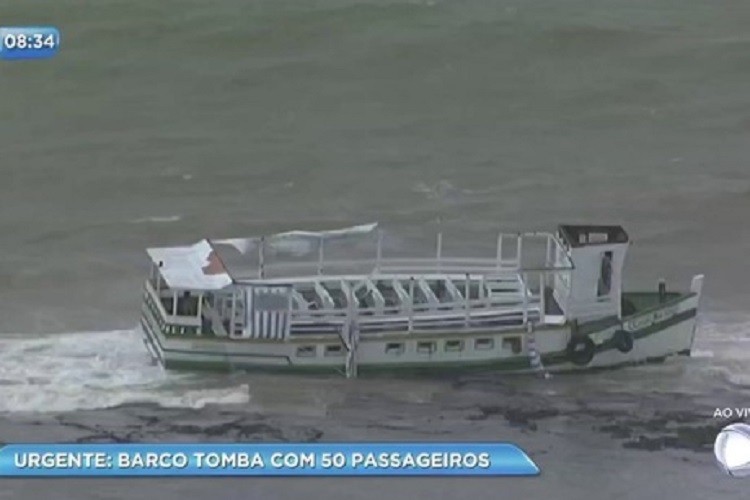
[140,303,697,373]
[541,308,697,367]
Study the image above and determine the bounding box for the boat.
[139,223,705,376]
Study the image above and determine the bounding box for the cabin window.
[296,345,316,357]
[444,340,464,352]
[204,293,215,308]
[161,296,175,315]
[175,291,200,317]
[385,343,404,355]
[589,232,609,244]
[597,251,613,297]
[324,344,344,357]
[474,338,494,350]
[579,232,609,245]
[417,341,436,354]
[502,337,522,354]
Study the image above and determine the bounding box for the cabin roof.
[147,240,233,290]
[558,225,629,248]
[145,223,578,290]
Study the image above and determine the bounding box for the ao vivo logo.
[713,407,750,419]
[715,423,750,478]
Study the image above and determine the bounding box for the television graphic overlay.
[0,442,540,477]
[714,423,750,478]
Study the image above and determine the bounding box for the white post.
[539,273,545,324]
[346,279,357,328]
[171,291,177,317]
[317,237,324,275]
[408,277,415,333]
[464,273,470,328]
[347,280,355,320]
[436,232,443,271]
[522,273,528,325]
[375,230,383,272]
[690,274,705,296]
[545,235,553,268]
[349,283,360,378]
[196,292,204,336]
[516,234,523,269]
[230,290,237,337]
[258,236,265,279]
[343,282,356,378]
[496,233,503,269]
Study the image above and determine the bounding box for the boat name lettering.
[624,306,677,332]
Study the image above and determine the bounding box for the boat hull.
[140,292,699,375]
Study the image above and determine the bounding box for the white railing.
[253,258,512,280]
[287,289,544,335]
[144,279,201,327]
[233,231,573,281]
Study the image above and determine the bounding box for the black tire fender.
[613,329,634,353]
[566,336,596,366]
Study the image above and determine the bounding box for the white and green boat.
[139,223,704,376]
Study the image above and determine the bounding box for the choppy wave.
[0,330,250,414]
[692,314,750,388]
[0,311,747,414]
[410,180,482,205]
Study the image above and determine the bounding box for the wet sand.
[0,370,746,499]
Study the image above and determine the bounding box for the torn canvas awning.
[212,222,379,256]
[146,239,233,290]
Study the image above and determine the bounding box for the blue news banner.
[0,443,539,477]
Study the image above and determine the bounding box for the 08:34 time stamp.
[0,26,60,60]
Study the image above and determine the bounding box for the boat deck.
[144,227,575,340]
[284,272,544,335]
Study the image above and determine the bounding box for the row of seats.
[290,275,530,312]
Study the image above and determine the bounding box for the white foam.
[724,372,750,388]
[695,314,750,346]
[130,215,182,224]
[0,329,250,414]
[693,314,750,388]
[411,180,458,199]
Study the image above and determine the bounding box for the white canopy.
[214,222,378,256]
[147,223,380,287]
[273,222,377,240]
[147,239,233,290]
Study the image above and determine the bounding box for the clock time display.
[0,26,60,60]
